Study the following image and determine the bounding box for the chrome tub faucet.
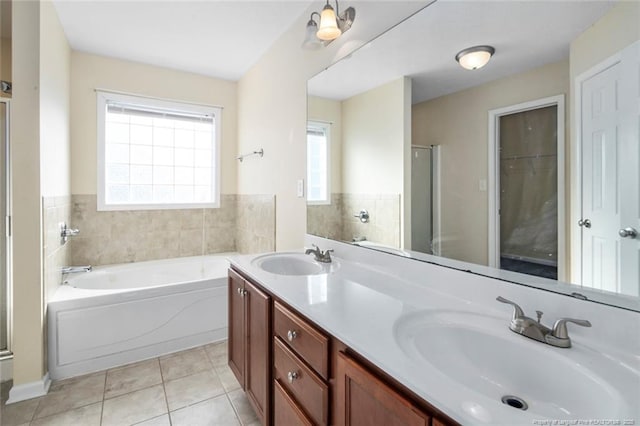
[61,265,92,274]
[305,244,334,263]
[496,296,591,348]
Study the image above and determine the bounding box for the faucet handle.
[551,318,592,339]
[496,296,526,320]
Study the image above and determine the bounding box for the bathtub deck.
[2,341,260,426]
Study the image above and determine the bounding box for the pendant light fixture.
[455,45,495,70]
[302,0,356,49]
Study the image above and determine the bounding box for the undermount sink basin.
[251,253,338,276]
[393,310,637,419]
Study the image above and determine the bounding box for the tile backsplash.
[43,195,71,303]
[68,194,275,266]
[307,193,400,247]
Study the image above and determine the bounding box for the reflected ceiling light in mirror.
[302,0,356,49]
[455,45,496,70]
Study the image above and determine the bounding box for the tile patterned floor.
[0,341,259,426]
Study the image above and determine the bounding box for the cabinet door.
[228,269,246,388]
[335,352,430,426]
[245,279,271,425]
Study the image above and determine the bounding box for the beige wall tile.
[68,193,279,265]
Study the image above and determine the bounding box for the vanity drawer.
[273,301,329,379]
[274,337,329,426]
[274,379,314,426]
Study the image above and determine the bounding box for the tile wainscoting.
[307,193,401,247]
[68,194,275,266]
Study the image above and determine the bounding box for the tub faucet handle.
[60,223,80,243]
[62,265,92,274]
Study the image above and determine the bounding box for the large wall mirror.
[306,0,640,311]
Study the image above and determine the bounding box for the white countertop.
[229,237,640,425]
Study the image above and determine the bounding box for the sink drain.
[501,395,528,411]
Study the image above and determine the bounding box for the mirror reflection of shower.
[411,145,440,255]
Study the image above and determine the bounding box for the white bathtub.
[47,254,233,380]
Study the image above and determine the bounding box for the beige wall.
[412,60,569,266]
[11,0,44,386]
[70,52,238,195]
[11,0,71,388]
[40,0,70,197]
[570,1,640,80]
[1,37,10,98]
[307,96,342,193]
[342,78,407,195]
[237,1,430,250]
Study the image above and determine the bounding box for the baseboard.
[0,356,12,383]
[6,372,51,404]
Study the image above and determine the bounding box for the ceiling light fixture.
[302,0,356,49]
[455,45,495,70]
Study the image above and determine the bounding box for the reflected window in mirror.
[307,121,331,205]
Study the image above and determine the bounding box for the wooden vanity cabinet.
[228,269,271,425]
[228,268,456,426]
[334,352,430,426]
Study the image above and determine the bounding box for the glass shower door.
[0,99,9,356]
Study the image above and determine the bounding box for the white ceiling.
[52,0,315,81]
[308,0,616,104]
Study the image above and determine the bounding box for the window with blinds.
[97,91,221,210]
[307,121,330,205]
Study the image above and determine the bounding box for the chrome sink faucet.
[496,296,591,348]
[305,244,334,263]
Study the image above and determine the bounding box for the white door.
[580,41,640,296]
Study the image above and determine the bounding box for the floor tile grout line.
[224,391,244,426]
[158,357,172,426]
[100,370,107,426]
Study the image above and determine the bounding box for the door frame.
[0,97,11,357]
[571,49,625,287]
[488,95,566,279]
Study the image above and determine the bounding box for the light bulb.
[317,3,341,41]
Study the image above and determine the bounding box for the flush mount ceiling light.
[455,45,495,70]
[302,0,356,49]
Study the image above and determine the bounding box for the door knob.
[619,227,638,239]
[578,219,591,228]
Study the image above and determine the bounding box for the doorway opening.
[488,95,565,280]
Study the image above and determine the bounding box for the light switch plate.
[479,179,487,192]
[297,179,305,198]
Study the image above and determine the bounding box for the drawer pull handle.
[287,371,299,383]
[237,288,247,297]
[287,330,298,341]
